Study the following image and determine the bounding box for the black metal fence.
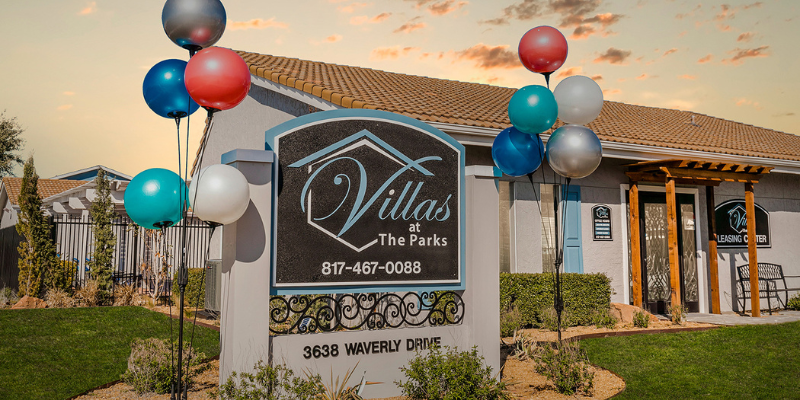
[0,215,213,298]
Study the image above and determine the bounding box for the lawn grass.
[581,321,800,399]
[0,306,219,400]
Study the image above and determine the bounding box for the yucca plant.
[307,362,373,400]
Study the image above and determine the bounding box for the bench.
[736,263,800,314]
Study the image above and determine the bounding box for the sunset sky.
[0,0,797,178]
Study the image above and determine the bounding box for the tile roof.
[1,178,87,206]
[219,50,800,164]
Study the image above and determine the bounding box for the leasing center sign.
[714,199,771,248]
[268,109,465,291]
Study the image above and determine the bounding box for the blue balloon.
[142,59,200,119]
[508,85,558,135]
[492,127,545,177]
[124,168,188,229]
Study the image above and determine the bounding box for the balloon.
[142,59,200,119]
[124,168,188,229]
[518,26,568,75]
[162,0,226,52]
[508,85,558,135]
[492,126,545,177]
[188,164,250,225]
[184,47,251,112]
[554,76,604,125]
[546,125,603,179]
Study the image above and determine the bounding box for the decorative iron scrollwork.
[269,291,464,334]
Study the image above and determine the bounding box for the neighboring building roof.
[50,165,132,181]
[0,178,88,206]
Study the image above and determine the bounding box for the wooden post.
[629,182,643,307]
[745,182,760,317]
[666,178,681,308]
[706,186,721,314]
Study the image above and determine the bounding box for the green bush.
[591,308,617,329]
[633,310,650,328]
[534,340,594,396]
[499,305,524,337]
[500,273,611,328]
[540,307,572,332]
[396,345,510,400]
[172,268,205,308]
[218,360,321,400]
[121,337,204,394]
[787,294,800,311]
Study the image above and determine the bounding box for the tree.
[90,170,117,292]
[16,157,65,297]
[0,111,25,176]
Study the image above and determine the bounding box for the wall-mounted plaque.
[592,205,612,241]
[714,200,771,248]
[267,109,465,291]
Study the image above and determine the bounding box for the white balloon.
[188,164,250,225]
[553,75,604,125]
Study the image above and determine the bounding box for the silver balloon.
[554,75,604,125]
[162,0,226,52]
[546,125,603,179]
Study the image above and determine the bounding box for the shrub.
[633,310,650,328]
[500,305,524,338]
[172,268,205,308]
[396,345,509,400]
[500,273,611,328]
[534,340,594,396]
[114,284,144,306]
[218,360,321,400]
[75,279,108,307]
[787,294,800,311]
[540,307,572,332]
[44,288,74,308]
[591,308,617,329]
[669,304,687,325]
[0,287,19,308]
[121,337,204,395]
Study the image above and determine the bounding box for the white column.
[219,149,274,384]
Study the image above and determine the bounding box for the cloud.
[675,4,701,20]
[556,66,583,78]
[57,104,73,111]
[62,91,75,96]
[593,47,631,64]
[78,1,97,15]
[667,99,697,110]
[324,34,343,43]
[635,73,657,80]
[370,46,421,60]
[697,54,713,64]
[591,75,603,81]
[737,32,755,42]
[455,44,520,70]
[351,12,391,25]
[678,74,697,80]
[404,0,434,7]
[427,0,468,16]
[228,18,289,30]
[663,48,678,56]
[394,18,427,33]
[337,2,369,13]
[722,46,770,65]
[480,0,623,37]
[734,97,763,110]
[773,112,795,117]
[603,88,621,96]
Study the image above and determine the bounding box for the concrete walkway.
[687,310,800,326]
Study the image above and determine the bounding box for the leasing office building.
[193,49,800,315]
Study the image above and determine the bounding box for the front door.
[638,192,700,313]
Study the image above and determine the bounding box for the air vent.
[205,259,222,313]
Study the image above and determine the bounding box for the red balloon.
[185,47,251,111]
[518,26,568,74]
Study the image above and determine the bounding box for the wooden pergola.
[626,159,773,317]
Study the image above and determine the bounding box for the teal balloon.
[492,127,545,177]
[508,85,558,135]
[124,168,187,229]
